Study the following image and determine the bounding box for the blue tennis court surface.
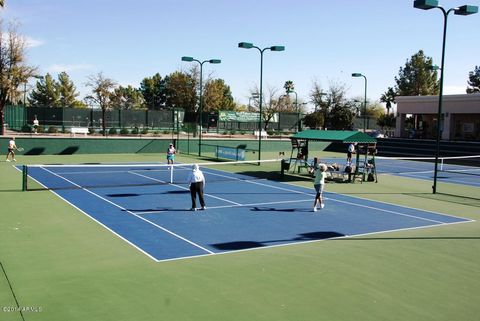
[25,163,472,262]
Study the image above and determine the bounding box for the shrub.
[141,128,149,135]
[108,127,118,135]
[120,128,129,135]
[162,130,171,135]
[131,127,139,135]
[48,126,58,133]
[89,128,96,135]
[21,125,32,133]
[267,130,274,136]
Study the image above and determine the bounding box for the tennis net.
[22,159,283,191]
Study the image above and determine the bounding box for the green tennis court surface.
[1,153,479,321]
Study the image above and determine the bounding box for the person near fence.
[309,163,327,212]
[33,115,39,134]
[347,143,356,163]
[187,164,206,211]
[166,143,176,165]
[5,137,17,162]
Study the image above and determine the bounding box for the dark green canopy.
[290,130,376,144]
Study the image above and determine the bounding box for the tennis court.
[21,160,472,262]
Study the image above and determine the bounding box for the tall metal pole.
[258,49,264,162]
[198,61,204,157]
[432,8,451,194]
[363,76,367,132]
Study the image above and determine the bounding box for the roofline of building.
[396,93,480,103]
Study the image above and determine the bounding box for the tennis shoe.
[6,159,10,162]
[321,204,325,209]
[12,159,16,162]
[200,206,206,210]
[313,207,317,212]
[190,208,197,211]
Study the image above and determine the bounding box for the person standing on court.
[187,164,206,211]
[5,137,17,162]
[347,142,355,163]
[309,163,327,212]
[166,143,176,165]
[33,115,39,134]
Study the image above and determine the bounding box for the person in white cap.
[187,164,206,211]
[309,162,327,212]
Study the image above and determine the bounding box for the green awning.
[290,130,376,144]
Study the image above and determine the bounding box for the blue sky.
[3,0,479,111]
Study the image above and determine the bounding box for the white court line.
[133,199,313,215]
[137,167,463,225]
[39,167,215,256]
[130,171,242,206]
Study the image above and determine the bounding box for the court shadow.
[58,146,79,155]
[211,231,344,250]
[108,193,139,197]
[24,147,45,155]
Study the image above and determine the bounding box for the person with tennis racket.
[187,164,206,211]
[5,137,22,162]
[166,143,176,165]
[309,162,327,212]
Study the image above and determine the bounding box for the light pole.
[238,42,285,162]
[352,73,367,132]
[181,56,221,157]
[413,0,477,194]
[248,92,260,111]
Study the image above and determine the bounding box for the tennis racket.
[16,147,24,151]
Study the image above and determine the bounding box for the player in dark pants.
[187,164,206,211]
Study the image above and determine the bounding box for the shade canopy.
[290,130,377,144]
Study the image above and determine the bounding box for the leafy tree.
[380,87,396,114]
[377,113,396,130]
[29,72,85,107]
[111,85,144,109]
[466,66,480,94]
[309,80,328,128]
[139,73,165,110]
[164,71,197,112]
[203,78,235,111]
[85,72,117,135]
[28,73,60,107]
[57,72,84,107]
[394,50,439,96]
[0,21,37,135]
[302,111,324,129]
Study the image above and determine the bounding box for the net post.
[281,159,286,178]
[170,164,173,184]
[22,165,28,191]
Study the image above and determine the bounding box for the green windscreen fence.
[5,105,26,130]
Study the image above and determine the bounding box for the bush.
[120,128,130,135]
[89,127,96,135]
[131,127,139,135]
[108,127,118,135]
[162,130,171,135]
[141,128,149,135]
[267,130,274,136]
[48,126,58,133]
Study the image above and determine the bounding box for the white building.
[395,94,480,141]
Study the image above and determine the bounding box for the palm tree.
[380,87,396,114]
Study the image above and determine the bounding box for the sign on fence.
[216,146,245,161]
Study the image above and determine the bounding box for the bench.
[254,130,268,138]
[70,127,89,137]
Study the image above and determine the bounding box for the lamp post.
[238,42,285,162]
[352,73,367,132]
[248,92,260,111]
[413,0,478,194]
[181,56,221,157]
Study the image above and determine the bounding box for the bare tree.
[0,21,37,135]
[85,72,117,135]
